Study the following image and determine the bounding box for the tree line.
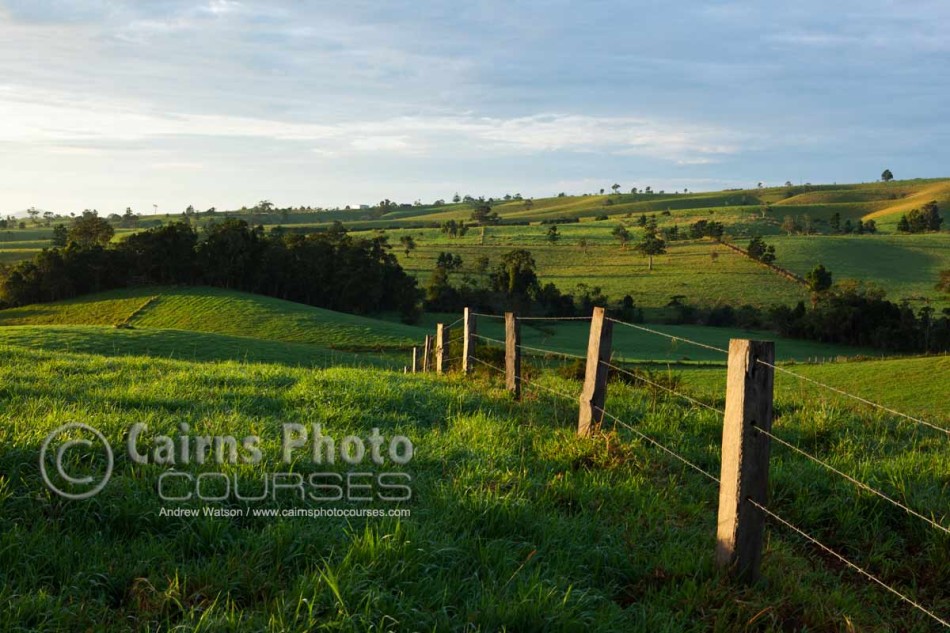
[0,214,420,320]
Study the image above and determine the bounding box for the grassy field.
[0,285,888,367]
[0,325,397,368]
[766,234,950,309]
[422,314,881,364]
[0,287,427,352]
[677,354,950,421]
[2,179,946,313]
[0,340,945,630]
[393,233,811,313]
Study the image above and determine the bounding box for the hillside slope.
[0,287,426,351]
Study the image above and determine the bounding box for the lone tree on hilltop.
[611,183,621,195]
[635,220,666,270]
[881,169,894,182]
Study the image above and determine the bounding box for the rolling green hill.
[0,325,396,367]
[766,234,950,306]
[0,287,426,351]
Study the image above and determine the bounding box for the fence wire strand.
[468,356,580,403]
[596,406,721,484]
[747,498,950,629]
[752,425,950,536]
[443,308,950,628]
[517,315,592,321]
[471,333,587,361]
[601,360,725,415]
[606,317,729,355]
[755,358,950,437]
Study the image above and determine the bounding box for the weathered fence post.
[578,307,613,436]
[505,312,521,399]
[411,347,418,374]
[716,339,775,583]
[462,308,476,374]
[422,335,432,373]
[435,323,448,375]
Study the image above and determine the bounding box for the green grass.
[0,345,945,630]
[679,354,950,421]
[0,325,397,368]
[394,233,810,312]
[0,287,427,352]
[766,234,950,309]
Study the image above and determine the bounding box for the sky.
[0,0,948,215]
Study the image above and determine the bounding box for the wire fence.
[411,310,949,628]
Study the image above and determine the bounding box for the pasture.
[0,338,946,630]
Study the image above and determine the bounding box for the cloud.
[0,84,746,162]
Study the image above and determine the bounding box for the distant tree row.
[0,216,419,320]
[828,213,877,235]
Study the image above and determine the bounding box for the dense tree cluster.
[747,236,776,264]
[770,282,950,352]
[897,201,943,233]
[688,220,725,240]
[674,282,949,353]
[0,218,420,321]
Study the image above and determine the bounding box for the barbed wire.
[755,358,949,437]
[747,498,950,629]
[605,317,729,355]
[752,425,950,536]
[469,352,720,485]
[596,406,721,484]
[471,333,506,347]
[448,311,950,627]
[468,356,580,402]
[516,342,587,360]
[471,333,587,360]
[470,312,504,320]
[600,360,725,415]
[517,316,593,321]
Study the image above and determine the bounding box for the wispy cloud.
[0,84,745,161]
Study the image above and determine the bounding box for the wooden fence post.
[578,307,613,436]
[422,335,432,373]
[505,312,521,399]
[436,323,448,375]
[716,339,775,583]
[462,308,476,374]
[411,347,418,373]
